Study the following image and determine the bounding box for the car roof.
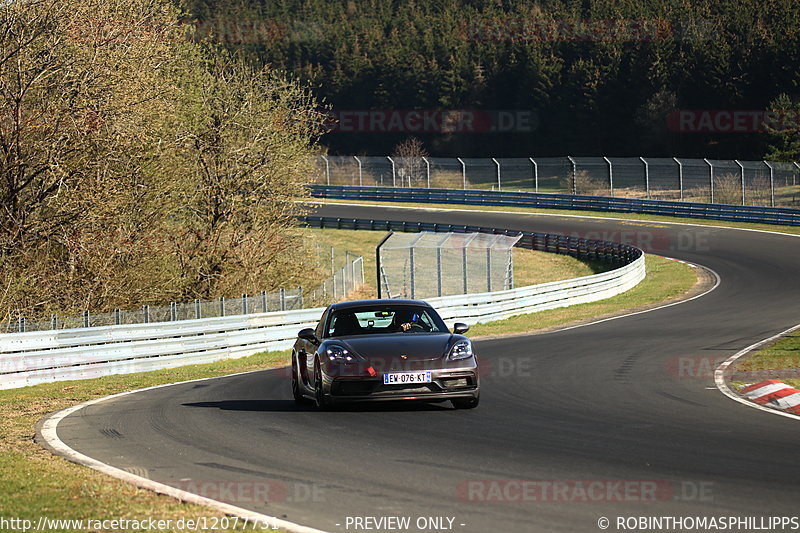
[327,299,431,311]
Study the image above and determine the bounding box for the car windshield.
[325,306,449,337]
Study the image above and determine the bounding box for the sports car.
[291,299,479,410]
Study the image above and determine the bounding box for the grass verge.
[467,254,699,338]
[733,331,800,390]
[1,253,699,530]
[1,351,290,532]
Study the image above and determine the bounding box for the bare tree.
[391,136,429,187]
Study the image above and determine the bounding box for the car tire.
[314,359,333,411]
[292,357,309,406]
[451,395,480,409]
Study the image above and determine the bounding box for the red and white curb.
[739,380,800,415]
[715,322,800,422]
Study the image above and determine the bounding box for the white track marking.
[714,323,800,422]
[38,371,330,533]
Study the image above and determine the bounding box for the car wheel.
[452,395,480,409]
[292,357,308,406]
[314,359,332,411]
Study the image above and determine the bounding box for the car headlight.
[449,339,473,361]
[326,344,355,363]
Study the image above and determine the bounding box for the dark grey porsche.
[291,299,480,410]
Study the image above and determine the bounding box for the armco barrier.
[0,219,644,390]
[308,184,800,226]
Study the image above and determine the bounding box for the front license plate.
[383,371,432,385]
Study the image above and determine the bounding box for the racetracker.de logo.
[457,480,713,503]
[666,110,800,133]
[323,110,537,133]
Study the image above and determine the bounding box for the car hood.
[335,333,454,363]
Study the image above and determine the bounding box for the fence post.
[794,162,800,189]
[674,157,684,201]
[18,316,24,333]
[764,161,775,207]
[387,156,396,187]
[83,310,89,328]
[195,299,201,319]
[219,297,225,317]
[114,308,121,325]
[261,290,268,313]
[436,247,443,297]
[530,157,538,192]
[735,160,745,205]
[462,245,468,294]
[422,156,430,188]
[409,246,416,299]
[354,156,362,186]
[704,158,714,203]
[297,286,303,310]
[242,293,248,315]
[603,156,613,196]
[280,288,286,311]
[321,155,330,185]
[567,156,577,194]
[143,305,149,323]
[51,314,57,330]
[457,157,466,189]
[492,157,501,191]
[640,157,650,199]
[486,247,492,292]
[170,302,177,321]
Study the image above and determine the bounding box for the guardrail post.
[242,293,248,315]
[674,157,683,201]
[387,156,396,187]
[219,297,225,317]
[530,157,538,192]
[195,299,201,319]
[492,157,501,191]
[143,305,149,323]
[321,155,330,185]
[640,157,650,199]
[735,160,745,205]
[261,290,267,312]
[567,156,577,194]
[765,161,775,207]
[280,288,286,311]
[457,157,466,189]
[604,156,613,197]
[353,156,362,186]
[704,158,714,203]
[83,310,89,328]
[114,308,121,325]
[422,156,430,188]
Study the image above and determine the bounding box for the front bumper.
[326,369,479,403]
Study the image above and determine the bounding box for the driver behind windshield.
[389,309,422,332]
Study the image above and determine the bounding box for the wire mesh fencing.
[377,232,522,300]
[311,155,800,208]
[3,246,365,333]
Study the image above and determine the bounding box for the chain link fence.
[313,156,800,208]
[2,244,364,333]
[377,231,521,300]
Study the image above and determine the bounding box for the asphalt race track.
[54,204,800,533]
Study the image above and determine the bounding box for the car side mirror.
[453,323,469,334]
[298,328,318,343]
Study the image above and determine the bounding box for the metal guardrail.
[308,184,800,226]
[0,218,644,390]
